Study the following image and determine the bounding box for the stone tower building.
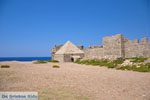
[52,41,84,62]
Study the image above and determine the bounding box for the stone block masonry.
[103,34,124,58]
[83,34,150,60]
[124,37,150,58]
[51,34,150,60]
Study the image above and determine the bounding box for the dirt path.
[0,61,150,100]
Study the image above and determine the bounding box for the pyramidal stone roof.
[55,41,84,54]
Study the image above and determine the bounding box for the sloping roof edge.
[55,41,84,54]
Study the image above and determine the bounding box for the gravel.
[0,61,150,100]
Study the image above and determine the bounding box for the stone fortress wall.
[51,45,63,60]
[84,34,150,59]
[51,34,150,60]
[124,37,150,58]
[83,47,104,59]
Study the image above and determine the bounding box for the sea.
[0,57,51,62]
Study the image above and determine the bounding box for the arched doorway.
[71,57,74,62]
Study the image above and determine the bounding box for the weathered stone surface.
[83,48,104,60]
[124,37,150,58]
[51,34,150,62]
[51,45,63,60]
[120,60,133,66]
[103,34,124,58]
[52,41,84,62]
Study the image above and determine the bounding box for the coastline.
[0,57,51,62]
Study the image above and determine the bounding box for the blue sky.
[0,0,150,57]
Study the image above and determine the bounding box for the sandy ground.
[0,61,150,100]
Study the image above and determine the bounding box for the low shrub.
[113,58,124,64]
[117,63,150,72]
[47,60,59,63]
[76,59,150,72]
[75,59,117,68]
[34,60,47,64]
[1,65,10,68]
[116,65,137,71]
[52,65,60,68]
[107,63,116,68]
[137,63,150,72]
[126,57,148,62]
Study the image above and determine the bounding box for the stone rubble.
[120,60,133,66]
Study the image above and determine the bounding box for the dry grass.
[0,70,19,83]
[0,70,12,76]
[39,88,89,100]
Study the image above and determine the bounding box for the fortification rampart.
[103,34,125,58]
[83,34,150,60]
[51,34,150,60]
[83,48,104,60]
[123,37,150,58]
[51,45,63,60]
[88,45,103,49]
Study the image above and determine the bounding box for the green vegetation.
[117,63,150,72]
[126,57,148,62]
[113,58,124,64]
[75,58,150,72]
[1,65,10,68]
[52,65,60,68]
[47,60,59,63]
[34,60,59,64]
[34,60,47,64]
[75,59,124,68]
